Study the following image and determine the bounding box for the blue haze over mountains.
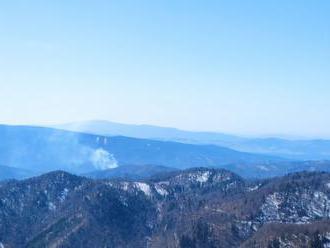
[0,122,330,181]
[56,120,330,160]
[0,125,278,177]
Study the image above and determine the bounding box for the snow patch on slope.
[134,182,151,196]
[259,190,330,223]
[326,182,330,189]
[59,188,69,202]
[196,171,211,183]
[247,185,260,192]
[155,184,168,196]
[183,171,211,183]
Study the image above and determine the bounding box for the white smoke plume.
[90,148,118,170]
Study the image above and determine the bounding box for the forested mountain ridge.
[0,168,329,247]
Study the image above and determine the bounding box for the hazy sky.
[0,0,329,137]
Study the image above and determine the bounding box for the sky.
[0,0,329,138]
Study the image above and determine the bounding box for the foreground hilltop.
[0,168,329,247]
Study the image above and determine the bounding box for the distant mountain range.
[0,124,281,179]
[0,168,329,247]
[0,165,34,181]
[83,164,178,180]
[84,160,330,181]
[2,124,330,181]
[54,120,330,160]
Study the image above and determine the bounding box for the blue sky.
[0,0,329,137]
